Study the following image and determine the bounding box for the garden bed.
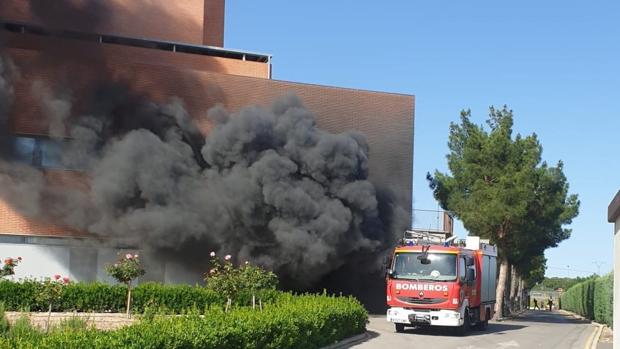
[1,293,368,349]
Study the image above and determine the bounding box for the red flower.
[62,276,70,284]
[125,253,133,260]
[54,274,61,280]
[5,258,12,265]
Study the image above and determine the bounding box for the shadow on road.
[507,310,591,324]
[394,322,526,337]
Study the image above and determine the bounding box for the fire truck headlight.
[452,298,459,305]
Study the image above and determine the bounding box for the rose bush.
[204,253,278,310]
[0,257,22,278]
[36,274,70,332]
[106,253,145,317]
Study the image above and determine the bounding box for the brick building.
[0,0,414,283]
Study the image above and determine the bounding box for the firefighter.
[547,298,553,311]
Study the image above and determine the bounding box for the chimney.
[203,0,225,47]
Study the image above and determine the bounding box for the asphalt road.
[349,310,596,349]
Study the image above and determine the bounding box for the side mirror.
[383,256,392,270]
[466,268,475,285]
[466,256,475,266]
[387,269,394,278]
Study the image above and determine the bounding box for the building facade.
[0,0,414,283]
[608,190,620,349]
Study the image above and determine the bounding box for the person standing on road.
[547,298,553,311]
[533,299,540,310]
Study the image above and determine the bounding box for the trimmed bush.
[0,281,280,314]
[560,273,613,327]
[2,293,367,349]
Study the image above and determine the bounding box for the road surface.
[349,310,596,349]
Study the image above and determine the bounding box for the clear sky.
[224,1,619,278]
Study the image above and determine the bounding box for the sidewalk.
[597,326,613,349]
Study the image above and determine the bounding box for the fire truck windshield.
[391,252,457,281]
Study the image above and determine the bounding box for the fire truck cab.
[386,231,497,335]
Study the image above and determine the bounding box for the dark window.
[12,137,36,165]
[10,136,77,170]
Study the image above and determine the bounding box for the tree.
[428,106,579,318]
[36,274,70,332]
[106,253,145,317]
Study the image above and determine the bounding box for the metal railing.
[411,209,454,235]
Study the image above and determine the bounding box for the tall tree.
[427,107,579,318]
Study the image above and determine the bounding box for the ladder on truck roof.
[402,229,457,246]
[402,230,497,256]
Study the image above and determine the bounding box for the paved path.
[349,310,596,349]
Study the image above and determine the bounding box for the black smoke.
[0,1,409,299]
[1,73,404,286]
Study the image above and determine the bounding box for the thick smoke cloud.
[0,1,408,293]
[1,79,402,285]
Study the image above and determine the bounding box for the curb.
[585,322,604,349]
[320,332,370,349]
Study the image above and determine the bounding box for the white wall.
[0,239,118,282]
[614,219,619,349]
[0,236,203,285]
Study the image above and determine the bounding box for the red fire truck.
[386,231,497,335]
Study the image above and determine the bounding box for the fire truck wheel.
[395,323,405,333]
[454,309,470,336]
[475,319,489,331]
[475,309,490,331]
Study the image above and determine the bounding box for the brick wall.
[204,0,225,46]
[1,37,413,238]
[0,0,225,46]
[0,170,91,237]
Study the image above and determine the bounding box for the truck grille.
[396,296,447,305]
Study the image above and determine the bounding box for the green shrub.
[0,303,8,335]
[0,280,281,314]
[5,313,42,345]
[560,273,613,327]
[1,293,368,349]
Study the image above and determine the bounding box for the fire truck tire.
[395,323,405,333]
[454,309,470,336]
[475,309,490,331]
[475,319,488,331]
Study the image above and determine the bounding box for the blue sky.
[224,1,619,277]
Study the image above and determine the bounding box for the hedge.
[1,293,368,349]
[0,280,280,313]
[560,273,613,327]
